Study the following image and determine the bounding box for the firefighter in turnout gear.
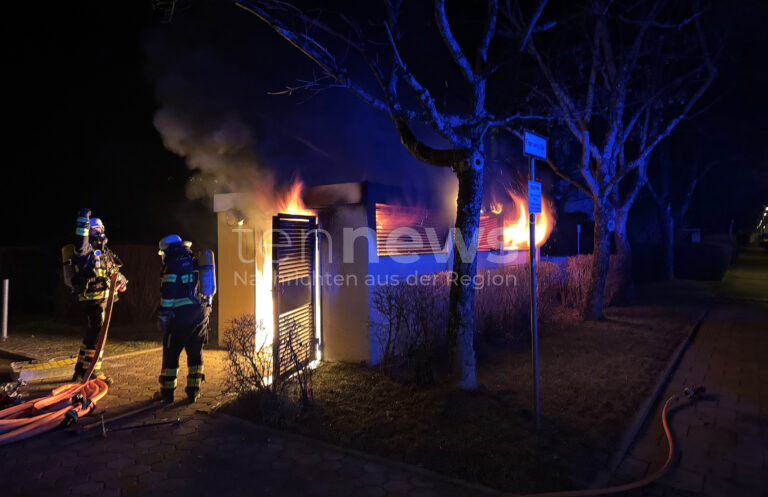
[70,209,127,382]
[156,235,213,404]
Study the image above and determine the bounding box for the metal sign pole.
[529,158,540,430]
[1,279,8,340]
[577,224,581,255]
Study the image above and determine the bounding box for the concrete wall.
[214,194,258,347]
[215,211,257,347]
[317,204,371,363]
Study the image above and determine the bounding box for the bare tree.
[647,138,718,279]
[233,0,548,389]
[503,0,716,318]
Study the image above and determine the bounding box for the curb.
[590,305,711,488]
[102,346,163,362]
[0,348,35,362]
[211,411,504,496]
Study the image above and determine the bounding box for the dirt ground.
[224,279,714,494]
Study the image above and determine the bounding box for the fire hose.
[517,385,706,497]
[0,273,118,446]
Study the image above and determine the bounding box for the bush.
[559,255,622,310]
[371,277,449,384]
[372,255,627,363]
[475,261,561,346]
[675,240,733,280]
[223,314,314,426]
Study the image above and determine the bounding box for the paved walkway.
[1,348,497,497]
[0,322,160,363]
[614,246,768,497]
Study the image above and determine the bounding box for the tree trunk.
[447,152,482,390]
[582,199,611,320]
[661,205,675,280]
[612,207,635,303]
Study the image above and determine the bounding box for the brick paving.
[614,247,768,497]
[1,347,500,497]
[0,323,161,362]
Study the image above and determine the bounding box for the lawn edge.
[589,305,711,489]
[210,410,506,496]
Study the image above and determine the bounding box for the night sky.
[2,1,767,251]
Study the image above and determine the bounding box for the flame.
[489,193,503,215]
[253,179,315,350]
[277,179,314,216]
[502,189,554,250]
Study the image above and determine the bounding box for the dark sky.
[2,0,767,250]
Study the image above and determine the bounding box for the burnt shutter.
[272,214,317,380]
[375,203,449,256]
[478,214,503,251]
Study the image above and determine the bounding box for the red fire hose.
[517,385,706,497]
[0,273,118,446]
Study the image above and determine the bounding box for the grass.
[222,280,714,493]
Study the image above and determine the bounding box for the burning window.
[375,203,449,256]
[478,214,503,251]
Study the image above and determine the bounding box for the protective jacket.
[72,221,125,301]
[158,243,208,334]
[157,242,210,402]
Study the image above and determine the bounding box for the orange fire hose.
[0,273,119,446]
[517,387,704,497]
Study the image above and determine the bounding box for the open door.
[272,213,317,380]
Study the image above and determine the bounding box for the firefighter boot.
[185,365,204,403]
[158,368,178,403]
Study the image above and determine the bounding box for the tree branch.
[394,119,469,167]
[235,0,405,119]
[434,0,475,85]
[519,0,549,51]
[477,0,498,68]
[384,23,470,145]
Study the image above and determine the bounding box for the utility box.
[213,182,530,367]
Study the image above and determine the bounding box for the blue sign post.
[523,130,547,430]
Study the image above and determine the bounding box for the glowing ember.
[502,189,554,250]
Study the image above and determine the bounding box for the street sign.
[523,130,547,160]
[522,130,548,432]
[528,180,542,214]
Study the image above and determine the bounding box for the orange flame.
[489,193,504,215]
[253,178,315,351]
[502,189,554,250]
[277,179,314,216]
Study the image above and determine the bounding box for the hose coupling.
[684,384,706,399]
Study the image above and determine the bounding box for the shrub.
[475,261,561,345]
[371,277,449,384]
[675,240,732,280]
[559,255,622,310]
[223,314,314,426]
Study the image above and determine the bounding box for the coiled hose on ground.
[0,379,109,445]
[0,273,118,446]
[518,386,705,497]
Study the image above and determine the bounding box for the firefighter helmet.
[159,234,183,254]
[89,217,107,249]
[89,217,105,235]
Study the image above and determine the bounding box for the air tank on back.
[196,249,216,305]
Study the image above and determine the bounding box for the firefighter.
[71,209,127,382]
[156,234,211,403]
